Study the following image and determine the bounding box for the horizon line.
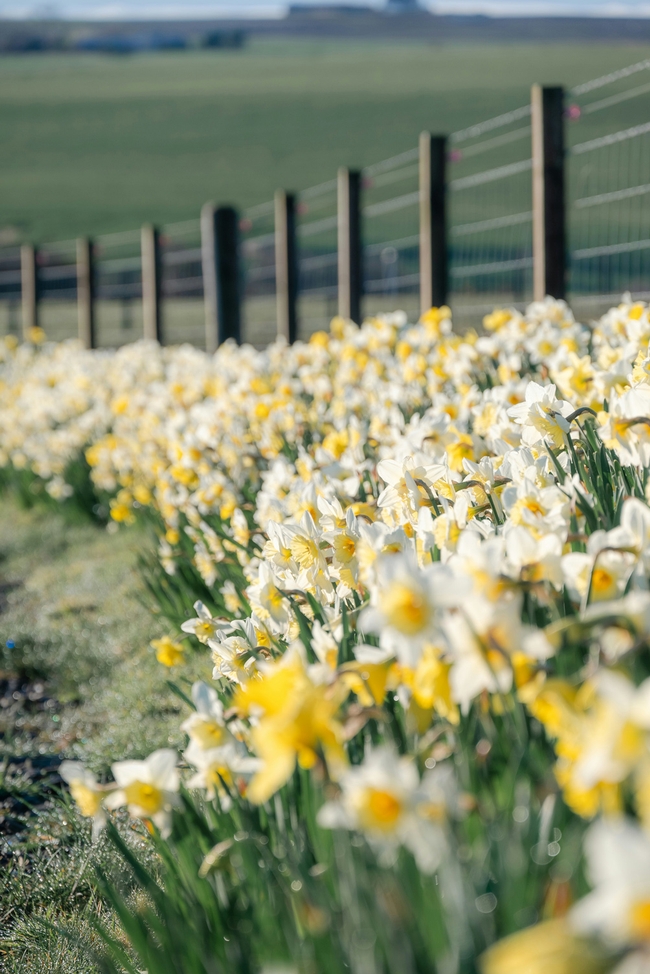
[3,2,650,21]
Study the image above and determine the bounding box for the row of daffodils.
[5,296,650,971]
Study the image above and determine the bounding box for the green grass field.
[2,38,650,244]
[0,497,211,973]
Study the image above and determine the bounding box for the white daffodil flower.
[599,386,650,468]
[317,744,455,874]
[565,670,650,797]
[209,628,259,685]
[105,749,180,838]
[377,456,449,522]
[562,532,634,606]
[356,521,407,586]
[507,381,574,450]
[262,521,299,580]
[572,818,650,950]
[184,739,259,808]
[442,594,523,714]
[246,562,291,634]
[609,499,650,574]
[286,511,328,581]
[360,552,465,668]
[502,476,570,540]
[309,619,340,682]
[582,590,650,659]
[180,681,233,751]
[181,600,232,644]
[504,526,564,588]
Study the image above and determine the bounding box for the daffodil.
[181,601,232,644]
[562,533,634,606]
[184,739,259,807]
[338,643,396,708]
[247,562,291,634]
[397,643,459,728]
[531,670,650,819]
[234,645,346,804]
[508,381,573,450]
[105,749,180,837]
[598,386,650,467]
[360,552,464,668]
[480,919,606,974]
[209,626,259,685]
[287,512,328,580]
[572,817,650,950]
[59,760,108,840]
[180,681,233,750]
[377,456,449,524]
[504,525,563,588]
[442,594,526,714]
[151,635,186,667]
[317,744,455,873]
[502,476,569,540]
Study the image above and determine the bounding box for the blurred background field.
[1,38,649,243]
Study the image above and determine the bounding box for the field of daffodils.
[3,296,650,974]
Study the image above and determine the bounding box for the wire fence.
[1,56,649,347]
[447,114,533,329]
[567,60,650,318]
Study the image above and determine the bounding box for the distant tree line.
[0,28,246,55]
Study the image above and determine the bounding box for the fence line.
[450,159,533,191]
[570,57,650,96]
[2,55,650,347]
[363,147,420,176]
[573,239,650,260]
[367,164,419,190]
[450,105,531,145]
[582,80,650,115]
[455,126,532,160]
[452,211,533,237]
[572,121,650,155]
[451,256,534,278]
[575,183,650,209]
[364,191,420,218]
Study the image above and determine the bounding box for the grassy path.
[0,498,207,973]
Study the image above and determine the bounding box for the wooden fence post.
[419,132,448,314]
[531,84,566,302]
[20,244,38,339]
[141,224,162,343]
[76,237,95,349]
[275,190,298,343]
[201,203,241,354]
[337,167,362,324]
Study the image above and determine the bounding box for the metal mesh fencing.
[161,218,204,347]
[567,59,650,320]
[295,179,338,340]
[241,200,276,348]
[91,229,143,347]
[447,110,533,330]
[362,149,420,323]
[32,239,77,342]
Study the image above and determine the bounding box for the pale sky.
[3,0,650,18]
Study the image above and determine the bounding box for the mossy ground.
[0,497,209,973]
